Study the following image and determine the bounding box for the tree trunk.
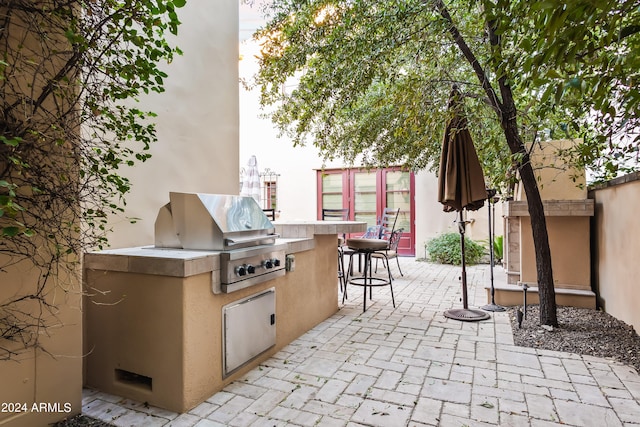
[436,0,558,326]
[502,122,558,327]
[515,159,558,326]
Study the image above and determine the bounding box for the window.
[263,181,277,209]
[260,168,280,210]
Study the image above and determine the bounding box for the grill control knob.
[273,258,281,267]
[263,259,273,269]
[235,265,247,276]
[246,264,256,274]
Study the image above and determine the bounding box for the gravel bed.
[52,414,113,426]
[510,304,640,373]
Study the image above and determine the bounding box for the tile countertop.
[274,220,367,238]
[83,221,367,278]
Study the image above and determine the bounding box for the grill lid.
[154,193,276,250]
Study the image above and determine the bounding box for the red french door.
[317,167,415,256]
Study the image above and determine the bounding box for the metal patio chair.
[373,227,404,277]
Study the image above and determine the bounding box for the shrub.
[426,232,486,265]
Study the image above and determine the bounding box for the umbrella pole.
[459,210,469,309]
[444,211,490,321]
[482,192,506,312]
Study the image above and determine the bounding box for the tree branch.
[432,0,503,116]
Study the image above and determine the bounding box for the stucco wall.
[507,139,592,282]
[2,2,240,425]
[105,1,240,249]
[590,172,640,332]
[519,215,591,289]
[1,3,83,425]
[0,261,82,427]
[81,0,241,410]
[515,139,588,201]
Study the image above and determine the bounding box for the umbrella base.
[444,308,490,322]
[481,303,506,312]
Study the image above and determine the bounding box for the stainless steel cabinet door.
[223,288,276,376]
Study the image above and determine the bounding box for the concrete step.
[485,282,596,309]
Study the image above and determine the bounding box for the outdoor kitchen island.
[83,219,365,413]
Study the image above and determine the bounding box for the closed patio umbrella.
[437,86,490,322]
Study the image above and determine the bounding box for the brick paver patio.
[82,258,640,426]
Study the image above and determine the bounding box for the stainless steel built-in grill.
[152,193,282,382]
[154,192,285,293]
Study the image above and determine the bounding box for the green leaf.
[0,135,21,147]
[172,0,186,7]
[2,227,20,237]
[545,69,563,79]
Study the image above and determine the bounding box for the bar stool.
[338,236,347,298]
[344,238,395,312]
[321,208,350,297]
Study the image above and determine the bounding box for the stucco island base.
[83,221,365,413]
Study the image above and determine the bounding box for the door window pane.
[354,213,377,226]
[386,192,410,208]
[322,194,343,209]
[322,173,343,193]
[354,172,377,227]
[321,173,343,209]
[386,171,411,232]
[395,211,411,233]
[354,193,376,212]
[386,171,411,192]
[354,172,377,192]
